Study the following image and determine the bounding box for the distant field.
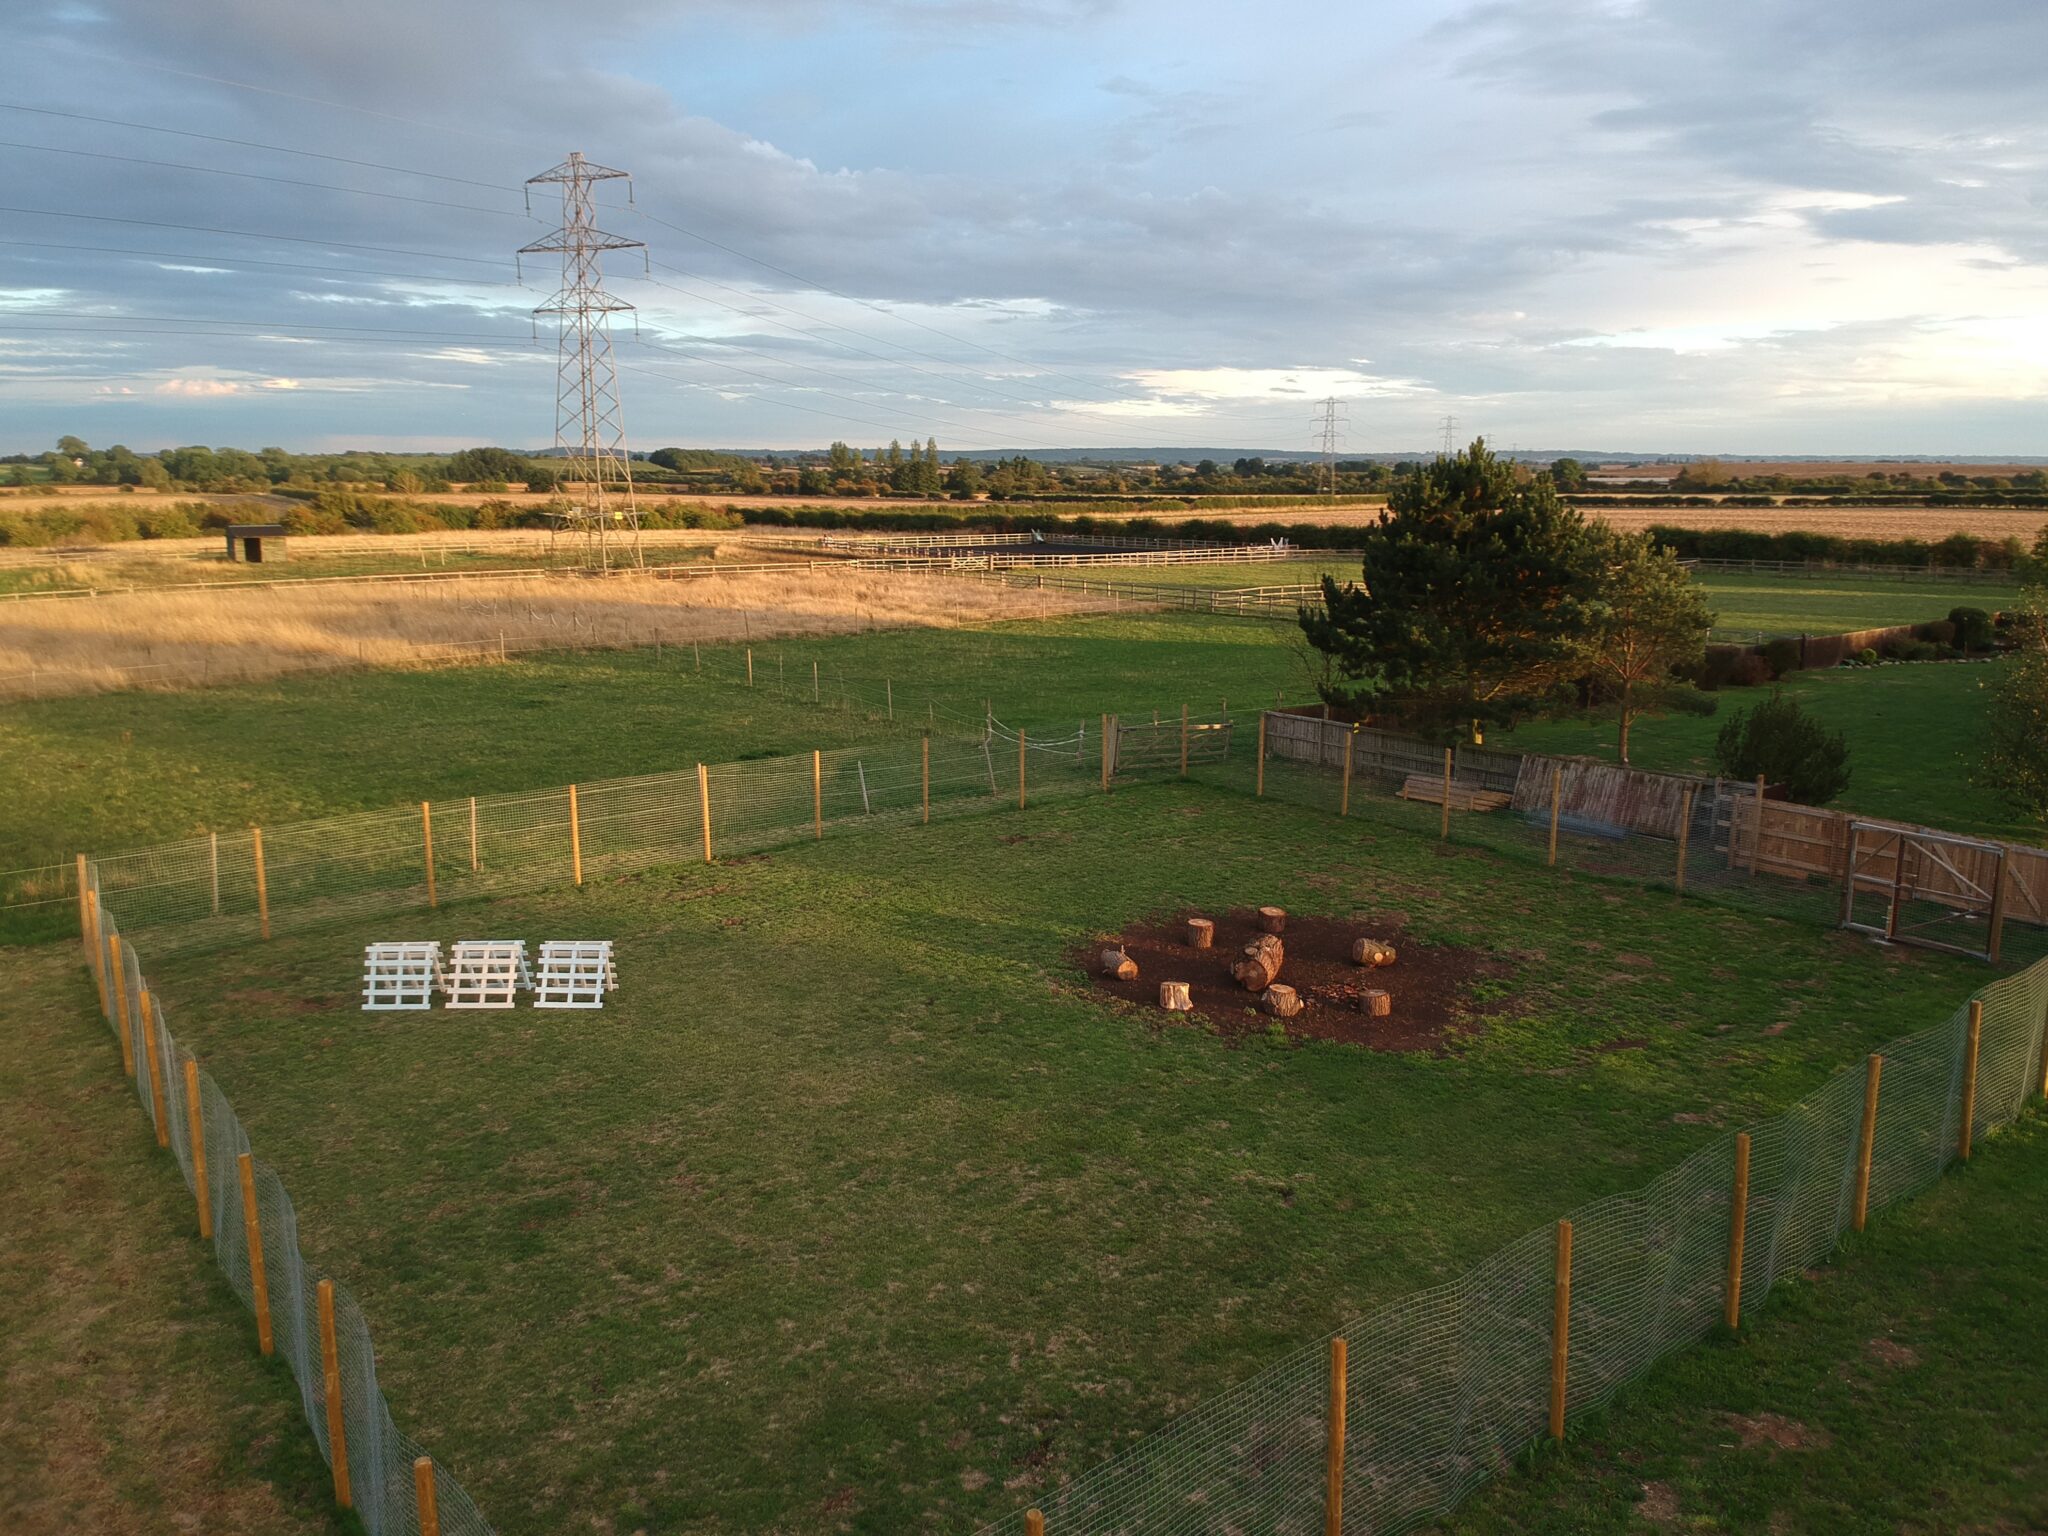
[1694,571,2023,636]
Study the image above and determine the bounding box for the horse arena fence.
[60,646,2048,1536]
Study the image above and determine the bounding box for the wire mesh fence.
[83,883,494,1536]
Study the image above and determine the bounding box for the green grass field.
[132,779,1987,1536]
[1690,571,2022,637]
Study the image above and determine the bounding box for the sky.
[2,0,2045,456]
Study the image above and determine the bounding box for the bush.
[1727,653,1774,687]
[1761,637,1801,677]
[1920,619,1956,646]
[1857,647,1880,665]
[1715,691,1851,805]
[1886,639,1941,662]
[1949,606,1995,651]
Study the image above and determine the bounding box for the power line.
[0,312,537,343]
[0,236,517,287]
[0,139,526,217]
[0,206,508,267]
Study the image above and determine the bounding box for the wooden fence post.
[697,764,713,864]
[1959,1000,1982,1161]
[746,647,753,686]
[1440,748,1453,840]
[1324,1335,1348,1536]
[1340,728,1354,817]
[1853,1053,1883,1231]
[1019,729,1028,810]
[317,1278,352,1509]
[1100,714,1112,792]
[1988,853,2008,964]
[813,750,823,840]
[251,826,270,940]
[886,678,894,720]
[567,784,583,886]
[1724,1131,1750,1330]
[1180,704,1189,777]
[415,1456,442,1536]
[109,933,136,1077]
[420,801,437,907]
[1675,788,1694,895]
[87,890,109,1017]
[1256,714,1267,798]
[238,1152,273,1356]
[1750,774,1766,875]
[1547,764,1561,867]
[141,987,169,1148]
[922,736,931,824]
[208,830,221,916]
[74,851,89,947]
[183,1057,212,1240]
[812,659,819,702]
[1549,1218,1573,1440]
[468,795,479,872]
[1025,1511,1044,1536]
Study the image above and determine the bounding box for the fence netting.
[71,654,2048,1536]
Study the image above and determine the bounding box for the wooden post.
[922,736,931,824]
[697,763,713,863]
[415,1457,442,1536]
[812,750,823,840]
[1987,852,2008,963]
[1340,728,1353,817]
[468,795,479,872]
[1724,1132,1751,1329]
[238,1152,273,1356]
[1323,1335,1347,1536]
[140,988,169,1148]
[74,851,89,946]
[1750,774,1766,875]
[1547,764,1561,867]
[1853,1053,1883,1231]
[887,678,894,720]
[1019,729,1028,810]
[87,891,108,1017]
[1885,830,1907,941]
[209,830,220,916]
[109,933,136,1077]
[567,784,583,886]
[1025,1511,1044,1536]
[1959,1000,1982,1161]
[420,801,437,907]
[746,647,753,686]
[1549,1218,1573,1440]
[183,1058,211,1240]
[1256,713,1267,797]
[812,659,819,702]
[251,825,270,940]
[1180,703,1189,777]
[1675,787,1694,895]
[1100,713,1112,792]
[317,1279,351,1509]
[1440,747,1453,840]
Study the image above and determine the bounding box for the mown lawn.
[1441,1111,2048,1536]
[1692,571,2020,637]
[132,778,1988,1536]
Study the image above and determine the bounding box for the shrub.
[1949,606,1995,651]
[1857,647,1879,665]
[1761,637,1801,677]
[1727,653,1774,687]
[1715,691,1851,805]
[1920,619,1956,646]
[1887,639,1941,662]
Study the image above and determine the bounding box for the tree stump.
[1099,948,1138,981]
[1159,980,1193,1011]
[1360,988,1391,1017]
[1351,937,1398,968]
[1232,933,1285,991]
[1261,984,1302,1018]
[1186,917,1214,950]
[1258,905,1287,934]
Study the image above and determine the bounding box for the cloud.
[154,376,244,396]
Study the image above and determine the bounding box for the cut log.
[1351,937,1398,968]
[1261,984,1302,1018]
[1258,905,1287,934]
[1360,988,1391,1017]
[1159,980,1193,1011]
[1099,948,1138,982]
[1232,933,1285,991]
[1186,917,1215,950]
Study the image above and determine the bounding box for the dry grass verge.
[0,569,1111,699]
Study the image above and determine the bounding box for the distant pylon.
[1440,414,1458,456]
[519,152,648,569]
[1314,396,1347,500]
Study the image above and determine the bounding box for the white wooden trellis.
[441,939,531,1009]
[532,940,617,1009]
[361,941,442,1011]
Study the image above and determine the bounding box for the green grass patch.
[1693,571,2021,636]
[132,781,1984,1536]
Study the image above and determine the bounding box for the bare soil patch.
[1077,907,1507,1051]
[1722,1411,1833,1452]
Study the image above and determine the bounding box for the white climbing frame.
[441,939,531,1009]
[361,941,442,1011]
[533,940,618,1009]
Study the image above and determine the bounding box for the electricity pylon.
[519,152,647,569]
[1439,414,1458,456]
[1314,396,1348,499]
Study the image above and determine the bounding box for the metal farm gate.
[1840,821,2013,962]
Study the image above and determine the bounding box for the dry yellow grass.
[0,569,1110,700]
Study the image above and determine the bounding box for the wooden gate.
[1840,821,2012,962]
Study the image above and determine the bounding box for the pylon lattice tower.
[1313,396,1348,499]
[1440,414,1458,456]
[519,152,647,569]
